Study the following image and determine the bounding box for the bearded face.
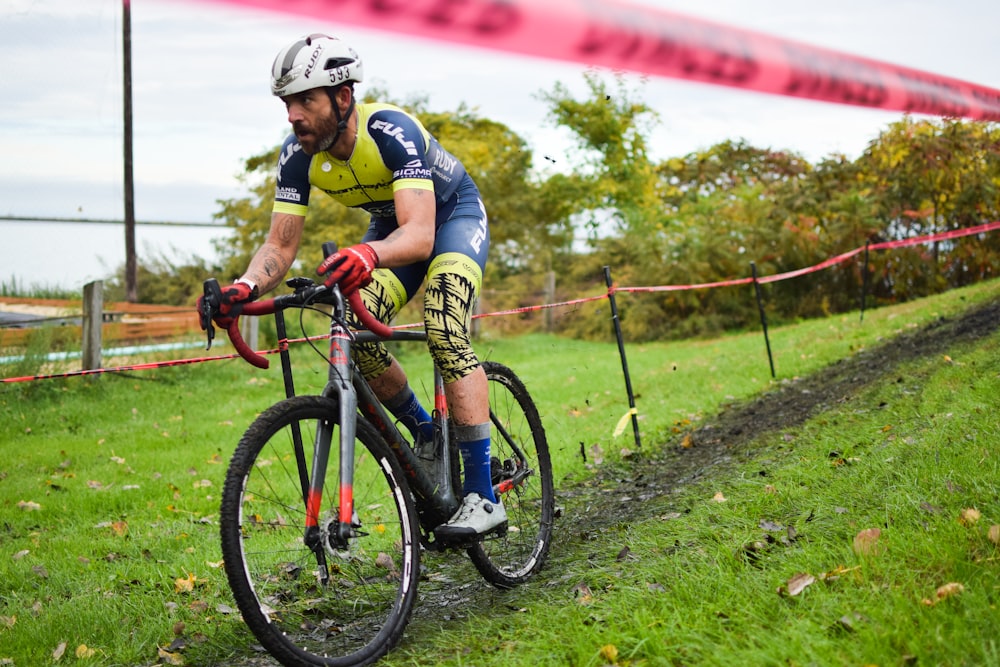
[293,107,339,155]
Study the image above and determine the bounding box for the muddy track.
[565,298,1000,530]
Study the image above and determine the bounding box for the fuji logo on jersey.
[371,120,418,156]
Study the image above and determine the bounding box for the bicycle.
[200,244,554,667]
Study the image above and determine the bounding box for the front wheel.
[466,361,555,588]
[220,395,420,667]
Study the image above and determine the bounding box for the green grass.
[0,277,80,300]
[1,279,999,666]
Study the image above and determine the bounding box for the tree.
[858,117,1000,298]
[537,71,663,240]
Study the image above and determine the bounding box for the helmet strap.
[324,84,355,148]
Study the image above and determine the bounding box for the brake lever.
[201,278,224,350]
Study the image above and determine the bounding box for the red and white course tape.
[204,0,1000,120]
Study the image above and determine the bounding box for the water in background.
[1,220,233,292]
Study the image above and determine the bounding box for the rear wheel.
[466,361,554,588]
[220,395,420,667]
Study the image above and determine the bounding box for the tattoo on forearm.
[277,216,297,243]
[381,228,404,247]
[245,247,288,292]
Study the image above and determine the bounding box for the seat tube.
[434,365,448,441]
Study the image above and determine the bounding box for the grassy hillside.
[1,279,998,666]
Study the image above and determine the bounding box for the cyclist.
[202,34,502,541]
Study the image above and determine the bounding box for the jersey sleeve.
[365,109,435,194]
[272,134,312,217]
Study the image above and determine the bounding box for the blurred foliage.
[88,74,1000,343]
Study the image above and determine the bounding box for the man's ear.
[336,84,354,109]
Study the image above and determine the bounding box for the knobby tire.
[466,361,555,588]
[220,395,420,667]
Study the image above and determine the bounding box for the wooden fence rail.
[0,281,201,368]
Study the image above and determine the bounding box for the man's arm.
[241,212,306,294]
[367,188,436,267]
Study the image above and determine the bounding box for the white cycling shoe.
[434,492,507,542]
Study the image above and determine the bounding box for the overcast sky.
[2,0,998,289]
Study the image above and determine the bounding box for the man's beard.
[294,113,340,155]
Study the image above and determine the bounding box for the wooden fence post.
[240,315,259,353]
[82,280,103,371]
[543,270,556,332]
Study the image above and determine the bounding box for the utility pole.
[123,0,137,302]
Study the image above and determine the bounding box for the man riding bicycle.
[200,34,502,541]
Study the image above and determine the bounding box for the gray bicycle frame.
[273,298,461,568]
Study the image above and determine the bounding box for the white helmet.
[270,34,364,97]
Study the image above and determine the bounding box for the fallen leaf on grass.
[0,615,15,629]
[174,573,198,594]
[589,444,604,466]
[819,565,861,582]
[988,525,1000,545]
[571,582,593,604]
[835,612,869,633]
[375,552,398,575]
[52,642,67,661]
[711,492,727,503]
[778,572,816,597]
[959,507,981,526]
[738,540,769,564]
[12,550,29,561]
[853,528,883,556]
[75,644,96,658]
[936,582,964,599]
[157,646,185,665]
[17,500,41,512]
[599,644,619,663]
[188,600,210,614]
[921,582,965,606]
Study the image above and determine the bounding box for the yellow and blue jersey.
[272,102,467,221]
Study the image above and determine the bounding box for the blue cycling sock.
[384,385,435,443]
[457,424,496,503]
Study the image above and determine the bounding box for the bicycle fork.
[301,328,358,584]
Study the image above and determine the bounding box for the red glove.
[197,280,257,330]
[317,243,379,296]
